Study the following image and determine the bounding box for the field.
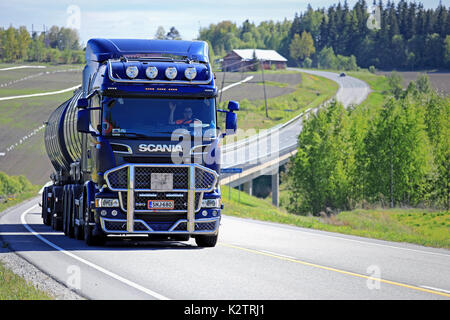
[0,64,82,184]
[376,70,450,95]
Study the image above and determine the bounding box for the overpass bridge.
[219,68,370,206]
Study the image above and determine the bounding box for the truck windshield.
[102,97,216,138]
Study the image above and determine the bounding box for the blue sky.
[0,0,444,45]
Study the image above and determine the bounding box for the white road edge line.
[420,286,450,294]
[226,216,450,258]
[219,76,253,93]
[20,204,170,300]
[0,85,80,101]
[0,65,46,71]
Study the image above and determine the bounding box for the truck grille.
[105,164,218,192]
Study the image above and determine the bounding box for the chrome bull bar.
[104,163,218,233]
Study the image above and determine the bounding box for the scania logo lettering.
[138,144,183,152]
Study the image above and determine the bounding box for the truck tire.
[65,186,74,238]
[69,185,82,239]
[73,194,84,240]
[51,187,63,231]
[62,186,69,236]
[42,187,51,226]
[83,193,105,246]
[195,234,218,247]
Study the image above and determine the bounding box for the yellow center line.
[219,242,450,298]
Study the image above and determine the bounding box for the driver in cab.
[169,102,201,126]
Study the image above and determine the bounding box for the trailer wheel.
[62,186,69,236]
[66,186,74,238]
[195,234,218,247]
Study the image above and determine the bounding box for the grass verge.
[0,263,53,300]
[222,186,450,249]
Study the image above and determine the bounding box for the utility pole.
[260,60,268,118]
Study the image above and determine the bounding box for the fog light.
[212,210,218,217]
[100,210,107,216]
[111,210,118,216]
[202,210,208,217]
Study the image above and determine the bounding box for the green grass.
[347,71,390,108]
[0,187,40,213]
[0,263,53,300]
[222,187,450,249]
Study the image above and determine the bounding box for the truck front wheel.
[83,195,105,246]
[195,234,218,247]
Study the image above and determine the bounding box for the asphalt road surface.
[0,198,449,300]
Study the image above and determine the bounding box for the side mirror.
[77,109,90,133]
[225,111,237,135]
[228,100,239,112]
[77,98,89,109]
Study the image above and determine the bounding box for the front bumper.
[103,163,219,234]
[100,216,220,235]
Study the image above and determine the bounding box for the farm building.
[221,49,287,72]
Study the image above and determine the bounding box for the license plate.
[151,173,173,190]
[148,200,175,210]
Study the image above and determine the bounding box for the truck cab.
[42,39,238,247]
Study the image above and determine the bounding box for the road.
[0,198,449,300]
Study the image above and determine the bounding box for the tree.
[289,31,316,65]
[364,98,432,207]
[444,35,450,68]
[166,27,181,40]
[155,26,166,40]
[386,72,404,99]
[317,46,337,69]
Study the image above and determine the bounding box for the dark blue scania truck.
[41,39,239,247]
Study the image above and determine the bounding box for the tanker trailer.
[41,38,240,246]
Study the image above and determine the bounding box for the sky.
[0,0,444,46]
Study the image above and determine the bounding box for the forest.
[284,74,449,215]
[199,0,450,70]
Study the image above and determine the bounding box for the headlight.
[95,198,120,208]
[184,67,197,80]
[126,66,139,79]
[145,66,158,79]
[201,198,221,208]
[165,67,177,80]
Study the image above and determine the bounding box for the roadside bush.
[0,172,34,197]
